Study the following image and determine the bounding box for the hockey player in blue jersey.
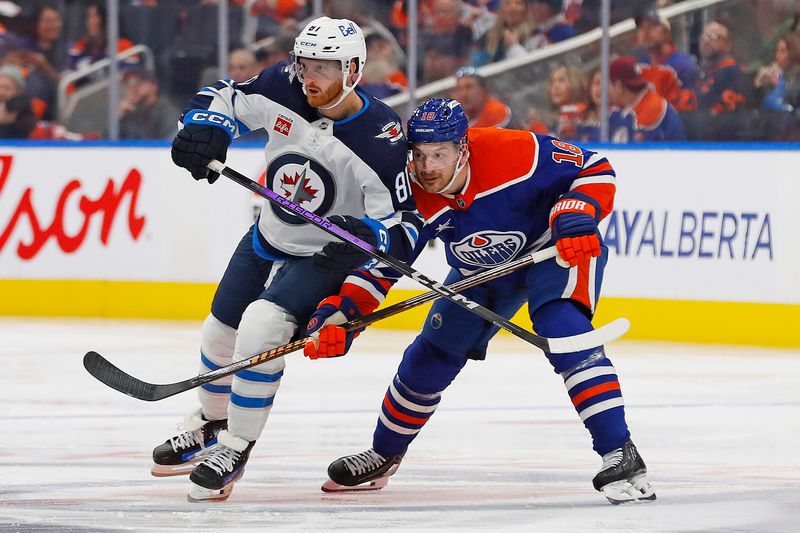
[156,16,422,502]
[312,98,656,504]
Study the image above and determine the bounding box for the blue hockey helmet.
[406,98,469,146]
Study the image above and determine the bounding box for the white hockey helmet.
[291,16,367,109]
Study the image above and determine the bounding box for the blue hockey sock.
[533,300,630,455]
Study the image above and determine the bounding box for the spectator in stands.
[228,48,260,83]
[248,0,305,40]
[755,31,800,139]
[421,0,473,83]
[572,66,602,142]
[117,69,178,140]
[473,0,534,66]
[0,2,24,58]
[526,63,586,137]
[361,31,407,99]
[527,0,576,50]
[13,5,62,120]
[67,3,139,79]
[20,4,64,73]
[0,63,36,138]
[453,65,515,127]
[461,0,499,43]
[755,35,795,112]
[256,34,294,69]
[390,0,434,46]
[635,9,699,93]
[607,55,685,142]
[548,63,587,138]
[686,21,754,140]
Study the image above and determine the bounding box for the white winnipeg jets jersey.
[183,62,420,261]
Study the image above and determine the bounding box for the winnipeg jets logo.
[435,219,454,235]
[376,121,404,143]
[279,161,318,205]
[450,230,526,267]
[266,154,335,225]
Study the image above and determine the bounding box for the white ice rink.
[1,317,799,532]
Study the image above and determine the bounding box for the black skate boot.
[187,430,254,502]
[592,440,656,504]
[152,408,227,477]
[322,448,403,492]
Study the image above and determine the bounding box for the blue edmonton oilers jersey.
[412,128,616,278]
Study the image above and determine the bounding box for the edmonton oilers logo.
[430,312,443,329]
[265,153,335,225]
[450,230,526,267]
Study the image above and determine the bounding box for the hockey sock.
[533,300,630,455]
[373,374,442,457]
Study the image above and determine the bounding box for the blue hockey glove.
[312,215,390,274]
[171,110,234,183]
[549,191,602,268]
[304,295,364,359]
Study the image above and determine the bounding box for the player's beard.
[306,80,344,108]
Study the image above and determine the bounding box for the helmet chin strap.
[317,61,362,110]
[435,143,469,195]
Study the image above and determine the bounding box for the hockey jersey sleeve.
[535,135,617,221]
[180,62,301,136]
[338,106,424,315]
[340,184,424,314]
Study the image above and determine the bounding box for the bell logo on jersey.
[274,114,293,136]
[449,230,526,267]
[376,121,403,143]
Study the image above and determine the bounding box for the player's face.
[298,58,345,108]
[411,142,462,193]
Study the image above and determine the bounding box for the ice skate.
[187,430,254,502]
[322,448,403,492]
[592,440,656,504]
[151,409,227,477]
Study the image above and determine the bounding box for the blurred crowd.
[1,0,799,142]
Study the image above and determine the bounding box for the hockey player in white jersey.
[156,16,422,502]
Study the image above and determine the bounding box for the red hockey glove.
[304,295,364,359]
[549,192,602,268]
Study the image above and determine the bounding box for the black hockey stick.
[208,160,629,354]
[84,245,563,401]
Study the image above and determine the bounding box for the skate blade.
[187,480,237,503]
[321,476,389,493]
[602,474,657,505]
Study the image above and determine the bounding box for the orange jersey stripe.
[571,381,621,407]
[579,161,613,177]
[383,394,428,425]
[573,182,616,220]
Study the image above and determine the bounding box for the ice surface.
[1,318,798,532]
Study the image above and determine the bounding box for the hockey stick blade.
[84,338,306,401]
[83,351,166,401]
[546,317,630,354]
